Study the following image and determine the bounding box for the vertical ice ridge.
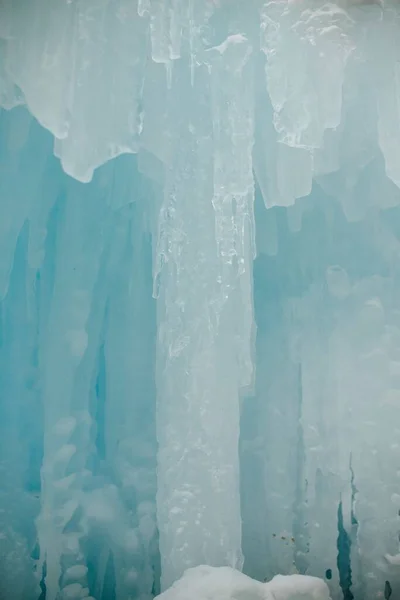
[36,172,114,600]
[374,9,400,189]
[143,0,216,65]
[207,33,256,388]
[295,284,343,599]
[104,197,158,600]
[147,0,188,63]
[154,46,255,586]
[247,294,299,582]
[0,226,42,600]
[0,108,51,301]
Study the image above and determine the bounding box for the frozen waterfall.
[0,0,400,599]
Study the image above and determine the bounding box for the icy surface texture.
[155,566,331,600]
[1,0,400,600]
[0,109,158,600]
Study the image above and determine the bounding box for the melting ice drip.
[0,1,400,599]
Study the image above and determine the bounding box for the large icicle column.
[152,32,255,589]
[3,1,400,600]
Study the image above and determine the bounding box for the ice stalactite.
[2,1,400,599]
[373,8,400,189]
[261,0,354,146]
[1,0,148,182]
[153,31,255,589]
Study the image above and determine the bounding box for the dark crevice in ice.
[102,551,116,600]
[337,501,354,600]
[293,363,309,575]
[384,580,392,599]
[38,560,46,600]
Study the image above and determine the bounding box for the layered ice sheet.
[1,1,400,600]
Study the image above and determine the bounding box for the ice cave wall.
[1,1,400,600]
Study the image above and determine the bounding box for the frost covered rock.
[155,566,331,600]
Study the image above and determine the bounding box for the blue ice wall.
[1,1,400,600]
[0,108,158,600]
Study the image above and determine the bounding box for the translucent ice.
[1,1,400,600]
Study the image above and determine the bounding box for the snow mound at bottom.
[155,565,331,600]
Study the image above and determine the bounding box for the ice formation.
[154,565,331,600]
[1,0,400,599]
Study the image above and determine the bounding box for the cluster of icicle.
[1,1,400,600]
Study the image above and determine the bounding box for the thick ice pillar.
[154,33,255,589]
